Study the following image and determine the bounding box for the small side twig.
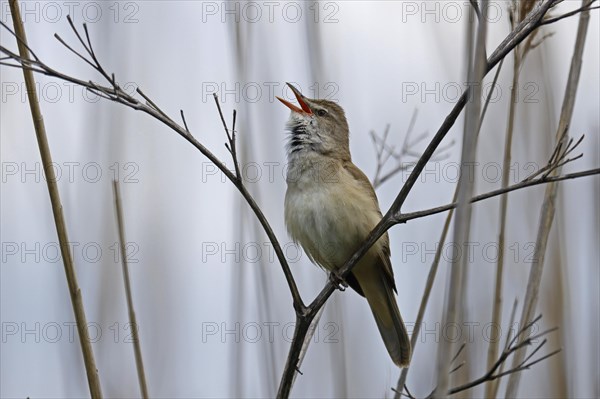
[371,110,454,189]
[180,109,191,135]
[524,128,584,182]
[213,94,242,181]
[431,314,560,396]
[540,0,598,25]
[395,167,600,224]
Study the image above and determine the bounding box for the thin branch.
[396,168,600,223]
[403,111,419,148]
[232,109,240,179]
[527,31,556,52]
[180,109,191,135]
[446,315,560,395]
[419,313,559,398]
[213,93,232,142]
[112,181,149,398]
[548,126,570,165]
[504,299,520,353]
[524,130,584,182]
[478,57,504,133]
[213,94,242,181]
[0,15,305,314]
[383,0,563,231]
[540,1,598,25]
[541,154,583,179]
[372,111,446,189]
[402,384,417,399]
[136,88,172,121]
[449,349,561,395]
[507,314,543,350]
[451,342,467,365]
[371,113,454,189]
[6,1,102,397]
[519,338,547,367]
[53,33,96,69]
[65,15,93,58]
[0,15,41,62]
[450,362,466,375]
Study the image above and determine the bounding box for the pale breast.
[284,165,383,271]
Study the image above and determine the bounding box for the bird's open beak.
[277,83,313,115]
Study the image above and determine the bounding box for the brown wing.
[343,161,397,293]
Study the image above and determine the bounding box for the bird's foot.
[329,271,348,291]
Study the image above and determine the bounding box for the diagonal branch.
[396,168,600,224]
[540,0,598,25]
[305,0,568,326]
[278,1,595,396]
[0,16,306,313]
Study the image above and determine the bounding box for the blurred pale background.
[1,1,598,398]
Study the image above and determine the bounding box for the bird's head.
[277,83,350,160]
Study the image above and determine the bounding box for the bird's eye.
[316,109,327,117]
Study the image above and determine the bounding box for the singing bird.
[277,83,411,367]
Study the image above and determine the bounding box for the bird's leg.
[329,270,348,291]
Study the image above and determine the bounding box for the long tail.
[359,268,411,367]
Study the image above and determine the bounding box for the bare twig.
[371,111,454,189]
[447,315,560,395]
[393,48,506,399]
[504,299,520,353]
[478,57,504,133]
[137,88,171,120]
[403,384,416,399]
[540,0,598,25]
[451,342,467,366]
[180,109,191,135]
[0,15,305,314]
[112,181,149,398]
[6,1,102,397]
[395,168,600,224]
[212,94,242,181]
[523,129,585,182]
[488,295,519,398]
[414,313,559,397]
